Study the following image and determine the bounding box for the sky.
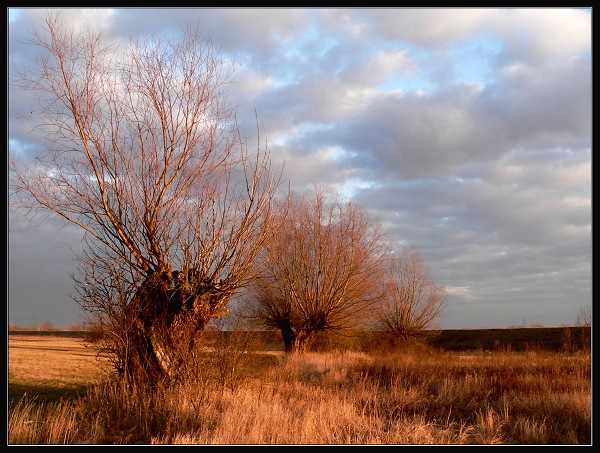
[7,7,592,329]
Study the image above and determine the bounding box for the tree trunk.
[123,270,233,386]
[278,317,295,353]
[293,329,312,353]
[277,318,317,353]
[127,320,168,386]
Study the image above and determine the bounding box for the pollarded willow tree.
[375,246,448,342]
[242,185,390,353]
[9,13,282,386]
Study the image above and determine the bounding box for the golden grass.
[8,335,111,404]
[8,335,591,445]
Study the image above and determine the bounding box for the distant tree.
[574,304,591,352]
[375,246,447,342]
[576,305,591,327]
[10,13,282,387]
[242,185,389,353]
[39,320,56,331]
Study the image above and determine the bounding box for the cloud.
[489,8,591,66]
[8,8,591,328]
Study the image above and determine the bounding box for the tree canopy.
[242,186,389,352]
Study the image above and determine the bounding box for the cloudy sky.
[8,8,591,329]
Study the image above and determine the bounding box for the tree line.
[9,13,447,389]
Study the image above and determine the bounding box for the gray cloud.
[8,8,591,328]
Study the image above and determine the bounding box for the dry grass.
[8,335,111,404]
[8,334,591,445]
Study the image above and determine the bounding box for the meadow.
[7,328,591,445]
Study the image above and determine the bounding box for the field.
[7,328,591,445]
[8,334,112,404]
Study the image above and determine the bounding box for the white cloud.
[489,8,591,66]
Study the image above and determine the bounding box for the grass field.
[8,334,111,404]
[7,328,591,445]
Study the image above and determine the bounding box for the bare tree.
[576,305,591,327]
[375,246,447,343]
[9,13,282,386]
[242,185,389,353]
